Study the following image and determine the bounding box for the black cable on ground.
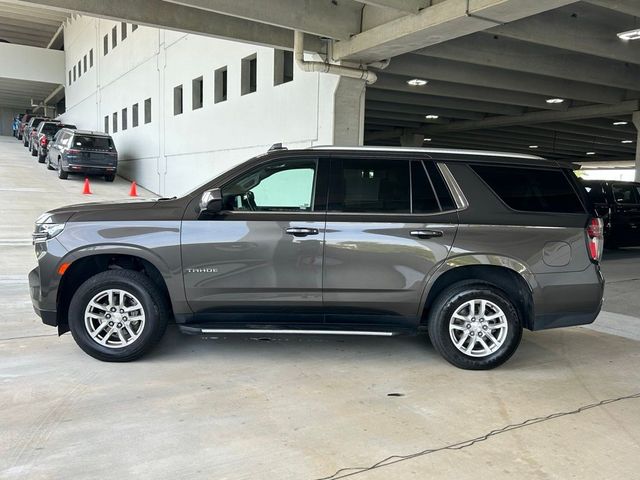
[314,391,640,480]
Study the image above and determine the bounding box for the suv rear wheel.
[57,160,68,179]
[68,270,169,362]
[427,281,522,370]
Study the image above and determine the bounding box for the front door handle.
[410,229,443,239]
[286,227,319,237]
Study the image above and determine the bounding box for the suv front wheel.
[68,270,169,362]
[427,281,522,370]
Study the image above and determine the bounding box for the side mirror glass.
[199,188,223,214]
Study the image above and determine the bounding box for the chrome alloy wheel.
[84,289,146,348]
[449,299,508,358]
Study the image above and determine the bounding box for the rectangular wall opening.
[104,115,109,133]
[83,55,87,73]
[103,35,108,55]
[174,85,183,115]
[144,98,152,124]
[214,66,228,103]
[192,76,203,110]
[111,26,117,49]
[274,49,294,85]
[122,108,128,130]
[241,54,257,95]
[112,112,118,133]
[121,22,127,41]
[90,49,94,67]
[132,103,139,127]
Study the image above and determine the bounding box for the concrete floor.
[1,135,639,479]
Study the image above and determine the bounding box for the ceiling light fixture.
[617,29,640,41]
[528,145,539,149]
[546,98,565,104]
[586,151,596,155]
[425,114,439,119]
[407,78,428,86]
[621,140,634,144]
[612,121,629,126]
[424,138,432,142]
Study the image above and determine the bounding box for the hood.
[46,198,161,223]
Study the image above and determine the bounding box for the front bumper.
[29,266,57,326]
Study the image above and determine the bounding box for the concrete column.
[332,77,366,146]
[400,131,425,147]
[633,111,640,182]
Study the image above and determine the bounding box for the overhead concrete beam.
[415,32,640,91]
[491,4,640,64]
[384,54,626,104]
[164,0,361,40]
[0,43,64,84]
[13,0,324,51]
[584,0,640,17]
[423,100,640,132]
[332,0,577,62]
[367,89,525,116]
[353,0,428,14]
[366,100,485,120]
[373,73,568,110]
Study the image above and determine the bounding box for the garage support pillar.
[634,111,640,182]
[400,131,425,147]
[331,77,366,146]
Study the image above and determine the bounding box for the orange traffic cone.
[129,181,138,197]
[82,177,92,195]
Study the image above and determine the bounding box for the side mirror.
[199,188,223,215]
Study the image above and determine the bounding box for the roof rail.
[268,143,287,152]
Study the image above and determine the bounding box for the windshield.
[72,135,114,150]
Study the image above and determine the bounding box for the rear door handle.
[410,229,443,239]
[285,227,319,237]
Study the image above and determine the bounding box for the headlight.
[33,215,65,244]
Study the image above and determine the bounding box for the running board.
[179,326,395,337]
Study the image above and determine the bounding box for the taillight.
[586,217,603,263]
[40,136,48,146]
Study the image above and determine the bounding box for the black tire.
[38,151,46,164]
[68,270,169,362]
[57,161,68,179]
[104,174,115,182]
[427,281,522,370]
[31,146,38,157]
[46,156,54,170]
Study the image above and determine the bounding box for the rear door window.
[472,165,585,213]
[583,183,607,204]
[328,158,410,213]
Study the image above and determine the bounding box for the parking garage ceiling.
[4,0,640,162]
[0,0,67,47]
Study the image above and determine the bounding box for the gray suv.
[28,147,604,369]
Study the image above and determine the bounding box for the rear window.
[72,135,114,150]
[41,123,64,135]
[472,165,585,213]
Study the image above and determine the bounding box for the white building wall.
[60,15,352,196]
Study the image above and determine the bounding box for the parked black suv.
[45,129,117,181]
[34,122,77,163]
[582,179,640,248]
[29,147,604,369]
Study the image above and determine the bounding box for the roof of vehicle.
[68,129,112,137]
[302,146,561,168]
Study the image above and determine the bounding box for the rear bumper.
[531,263,605,330]
[65,164,117,175]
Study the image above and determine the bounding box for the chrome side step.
[198,328,395,336]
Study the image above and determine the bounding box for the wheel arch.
[421,260,535,330]
[56,252,174,333]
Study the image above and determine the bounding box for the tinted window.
[612,184,640,205]
[411,161,439,213]
[41,123,61,135]
[426,162,456,211]
[223,159,317,212]
[72,135,114,150]
[472,165,585,213]
[584,183,607,204]
[329,159,410,213]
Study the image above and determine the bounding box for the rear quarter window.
[472,165,585,214]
